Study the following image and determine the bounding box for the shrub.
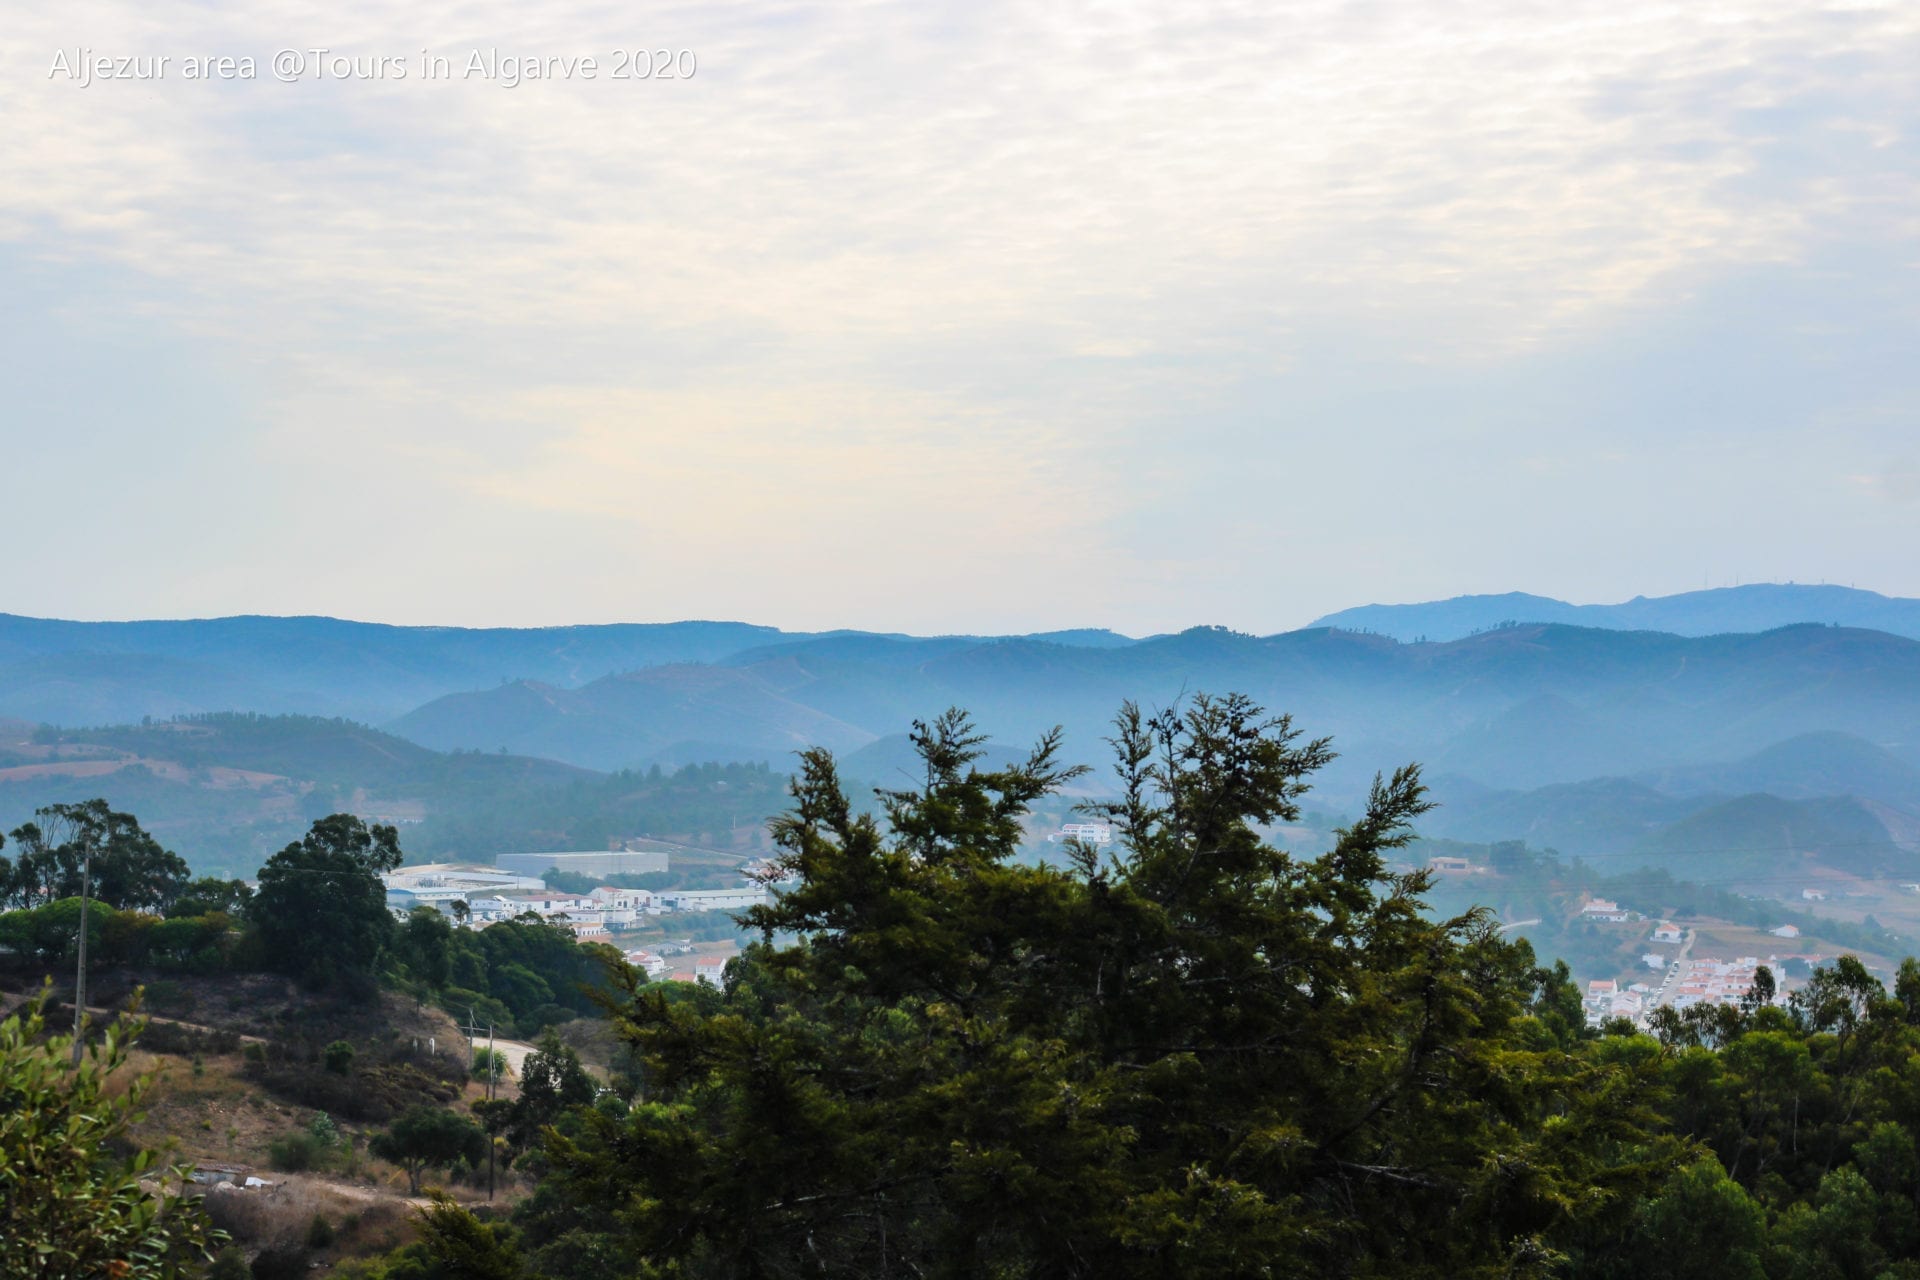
[309,1111,341,1146]
[267,1130,328,1173]
[472,1047,509,1083]
[323,1039,355,1075]
[0,989,223,1275]
[305,1214,335,1249]
[243,1041,267,1065]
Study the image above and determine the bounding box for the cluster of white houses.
[381,858,770,940]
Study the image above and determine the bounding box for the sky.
[3,0,1918,637]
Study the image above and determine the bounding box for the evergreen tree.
[514,697,1674,1278]
[251,814,403,990]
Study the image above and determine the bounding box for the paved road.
[1644,928,1698,1016]
[486,1037,538,1076]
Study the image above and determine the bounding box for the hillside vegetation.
[0,716,787,875]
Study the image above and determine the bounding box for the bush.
[323,1040,355,1075]
[0,990,222,1274]
[309,1112,341,1147]
[305,1214,335,1249]
[267,1130,329,1173]
[243,1041,267,1065]
[472,1047,509,1083]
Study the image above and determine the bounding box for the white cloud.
[1,0,1917,628]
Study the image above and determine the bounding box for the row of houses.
[1585,955,1791,1028]
[1667,957,1768,1011]
[1583,979,1653,1023]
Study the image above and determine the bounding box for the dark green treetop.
[0,800,190,912]
[250,814,404,989]
[508,695,1670,1279]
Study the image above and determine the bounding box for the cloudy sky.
[4,1,1917,635]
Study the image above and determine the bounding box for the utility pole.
[71,843,93,1066]
[486,1022,498,1200]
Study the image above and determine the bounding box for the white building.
[382,865,546,921]
[625,949,670,979]
[658,887,771,913]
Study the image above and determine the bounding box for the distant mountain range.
[1311,583,1920,642]
[386,622,1920,785]
[0,614,1136,726]
[5,587,1920,892]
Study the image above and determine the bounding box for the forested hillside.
[0,715,787,875]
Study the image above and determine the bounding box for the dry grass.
[201,1177,418,1257]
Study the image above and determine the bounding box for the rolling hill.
[0,614,1141,727]
[387,624,1920,793]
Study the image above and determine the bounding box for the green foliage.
[499,1033,594,1154]
[0,800,190,912]
[1622,1157,1768,1280]
[265,1111,347,1175]
[394,907,453,989]
[502,698,1679,1278]
[369,1105,488,1194]
[473,1047,509,1082]
[0,900,239,973]
[251,814,403,988]
[0,987,223,1277]
[309,1112,342,1147]
[0,896,99,964]
[167,876,253,919]
[323,1039,356,1074]
[268,1129,331,1173]
[438,917,615,1036]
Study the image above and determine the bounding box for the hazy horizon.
[0,580,1905,638]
